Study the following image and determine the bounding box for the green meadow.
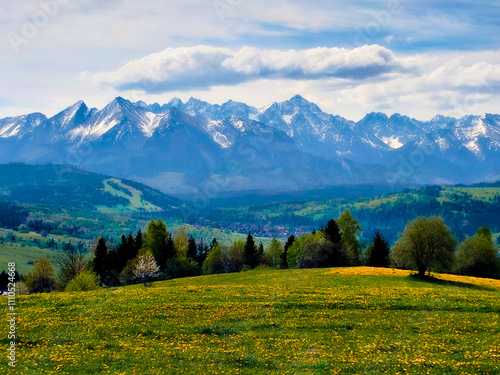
[3,267,500,374]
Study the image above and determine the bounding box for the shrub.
[65,271,100,292]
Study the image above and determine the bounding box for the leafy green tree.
[266,238,284,268]
[65,271,100,292]
[25,257,55,293]
[296,232,333,269]
[202,244,225,274]
[244,232,259,269]
[337,210,362,266]
[366,231,390,267]
[165,257,199,279]
[174,226,189,257]
[225,239,245,272]
[282,234,295,269]
[391,216,457,277]
[145,220,174,270]
[287,232,332,269]
[454,226,500,279]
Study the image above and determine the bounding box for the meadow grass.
[2,267,500,374]
[97,179,162,214]
[0,243,59,276]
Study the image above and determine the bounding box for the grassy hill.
[6,267,500,374]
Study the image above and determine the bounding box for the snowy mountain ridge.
[0,95,499,195]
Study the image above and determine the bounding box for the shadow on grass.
[409,273,497,291]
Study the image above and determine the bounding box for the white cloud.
[82,44,411,92]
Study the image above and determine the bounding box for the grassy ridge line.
[5,267,500,374]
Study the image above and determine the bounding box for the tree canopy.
[391,216,457,277]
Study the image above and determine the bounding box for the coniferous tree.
[93,237,108,284]
[135,229,143,252]
[320,219,345,267]
[324,219,342,244]
[116,235,129,270]
[282,234,295,269]
[196,239,209,267]
[258,242,264,265]
[187,236,197,260]
[366,231,390,267]
[210,238,218,250]
[126,232,137,260]
[0,270,8,290]
[244,232,258,268]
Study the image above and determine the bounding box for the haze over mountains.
[1,95,499,197]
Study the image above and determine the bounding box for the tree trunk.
[418,267,426,278]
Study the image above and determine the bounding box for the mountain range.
[1,95,499,197]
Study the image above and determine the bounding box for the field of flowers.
[3,267,500,374]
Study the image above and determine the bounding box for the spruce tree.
[366,231,390,267]
[244,232,258,268]
[135,229,143,252]
[321,219,344,267]
[258,242,264,265]
[187,236,197,260]
[282,234,295,269]
[93,237,108,284]
[196,239,209,267]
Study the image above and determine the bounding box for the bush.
[65,271,100,292]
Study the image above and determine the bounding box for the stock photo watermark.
[7,0,70,54]
[213,0,244,22]
[353,0,402,47]
[6,262,17,368]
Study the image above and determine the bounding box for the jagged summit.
[0,95,498,194]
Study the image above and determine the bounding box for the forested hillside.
[194,183,500,244]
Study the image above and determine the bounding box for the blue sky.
[1,0,499,120]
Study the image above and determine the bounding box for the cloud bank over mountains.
[83,45,408,91]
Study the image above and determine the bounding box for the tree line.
[8,210,500,294]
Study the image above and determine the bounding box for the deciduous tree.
[391,216,456,277]
[337,210,362,266]
[454,226,500,278]
[133,253,160,286]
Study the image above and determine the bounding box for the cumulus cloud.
[82,45,411,92]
